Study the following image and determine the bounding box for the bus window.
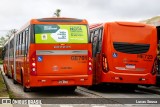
[19,34,22,55]
[25,29,28,55]
[92,29,101,57]
[97,28,103,53]
[22,31,25,55]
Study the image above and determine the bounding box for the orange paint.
[90,22,157,85]
[3,18,92,91]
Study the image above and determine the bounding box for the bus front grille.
[113,42,150,54]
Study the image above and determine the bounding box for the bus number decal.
[137,54,153,61]
[71,56,88,60]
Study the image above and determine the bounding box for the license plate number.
[58,80,68,84]
[126,64,135,69]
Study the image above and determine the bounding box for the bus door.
[92,28,103,84]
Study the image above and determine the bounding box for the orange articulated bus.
[89,22,157,87]
[3,41,9,76]
[3,17,92,92]
[3,35,14,78]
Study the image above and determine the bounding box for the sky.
[0,0,160,37]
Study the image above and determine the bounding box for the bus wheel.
[127,85,138,90]
[66,86,77,92]
[5,73,7,76]
[13,76,18,84]
[86,85,98,90]
[4,70,7,76]
[4,71,7,76]
[13,79,18,84]
[7,73,11,79]
[121,84,138,92]
[23,86,31,92]
[20,71,23,85]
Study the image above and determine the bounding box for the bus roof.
[16,17,88,34]
[89,21,155,30]
[115,21,145,27]
[30,17,88,24]
[89,23,103,29]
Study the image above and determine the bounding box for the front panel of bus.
[28,22,92,87]
[102,22,157,84]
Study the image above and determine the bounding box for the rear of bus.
[25,18,92,89]
[102,22,157,85]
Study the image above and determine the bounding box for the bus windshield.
[34,24,88,43]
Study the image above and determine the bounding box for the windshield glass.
[34,24,88,43]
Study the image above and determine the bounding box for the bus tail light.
[88,52,92,75]
[30,52,37,76]
[102,54,108,72]
[151,59,157,75]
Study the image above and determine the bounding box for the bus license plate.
[58,80,68,84]
[126,64,135,69]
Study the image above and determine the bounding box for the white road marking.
[29,105,41,107]
[92,106,106,107]
[60,105,73,107]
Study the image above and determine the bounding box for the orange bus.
[3,41,9,76]
[3,17,92,92]
[89,22,157,88]
[3,35,15,78]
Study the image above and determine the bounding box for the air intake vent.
[113,42,150,54]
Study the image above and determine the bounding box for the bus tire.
[66,86,77,92]
[121,84,138,92]
[21,70,31,92]
[128,85,138,90]
[12,70,17,84]
[4,69,7,76]
[23,86,31,92]
[13,79,18,84]
[86,85,98,90]
[5,73,7,76]
[7,73,11,79]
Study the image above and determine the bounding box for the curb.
[138,85,160,95]
[0,68,13,107]
[0,70,10,98]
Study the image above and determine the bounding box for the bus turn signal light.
[30,52,37,76]
[88,51,92,75]
[102,54,108,72]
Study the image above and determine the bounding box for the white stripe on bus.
[36,50,88,55]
